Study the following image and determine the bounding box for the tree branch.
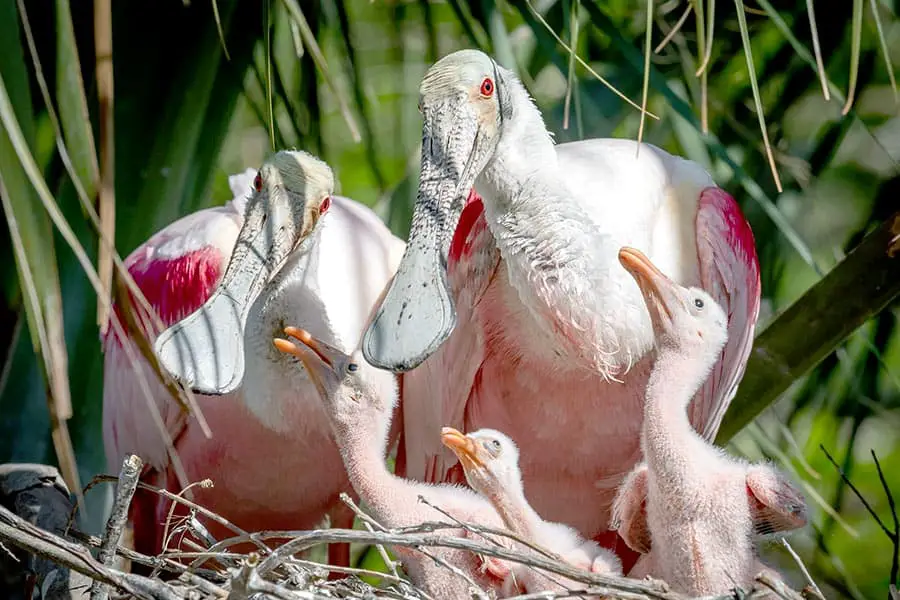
[718,211,900,443]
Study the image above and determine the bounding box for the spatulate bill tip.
[152,295,248,395]
[361,276,458,373]
[361,312,452,373]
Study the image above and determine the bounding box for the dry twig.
[91,454,143,600]
[1,462,809,600]
[822,444,899,593]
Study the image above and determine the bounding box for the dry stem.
[2,461,811,600]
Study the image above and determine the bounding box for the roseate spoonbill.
[362,49,761,563]
[442,427,621,595]
[274,327,517,599]
[103,151,404,568]
[610,247,806,593]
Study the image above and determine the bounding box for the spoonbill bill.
[362,50,761,567]
[103,151,404,568]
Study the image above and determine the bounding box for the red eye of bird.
[320,195,331,215]
[480,77,494,97]
[253,172,263,192]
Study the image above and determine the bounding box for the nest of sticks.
[0,456,818,600]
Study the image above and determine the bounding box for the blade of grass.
[562,0,580,129]
[573,65,584,139]
[696,0,714,133]
[212,0,231,60]
[732,0,782,192]
[270,56,306,147]
[18,0,209,460]
[805,0,830,100]
[0,10,81,510]
[289,2,322,155]
[289,19,304,59]
[842,0,864,115]
[654,4,691,54]
[279,0,361,143]
[248,59,287,150]
[54,0,99,201]
[93,0,116,335]
[868,0,898,105]
[636,0,653,151]
[691,0,709,133]
[524,0,659,120]
[695,0,715,77]
[264,0,275,151]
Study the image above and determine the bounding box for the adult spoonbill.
[442,427,620,595]
[362,49,761,564]
[611,247,806,593]
[274,327,516,599]
[103,151,404,568]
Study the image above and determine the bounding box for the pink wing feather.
[102,189,247,474]
[691,188,761,441]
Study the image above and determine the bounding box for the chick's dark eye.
[347,363,358,372]
[482,439,501,456]
[253,172,263,192]
[694,298,704,309]
[480,78,494,97]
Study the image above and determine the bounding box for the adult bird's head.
[618,246,728,361]
[441,427,523,501]
[362,49,517,373]
[154,150,333,395]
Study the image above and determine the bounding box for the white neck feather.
[240,247,335,432]
[474,81,654,377]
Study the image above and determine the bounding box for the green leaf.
[126,1,243,247]
[0,0,80,503]
[55,0,99,201]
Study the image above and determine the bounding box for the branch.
[820,445,893,536]
[718,211,900,443]
[0,504,183,600]
[69,528,229,596]
[0,468,808,600]
[243,527,683,599]
[871,450,900,592]
[91,454,142,600]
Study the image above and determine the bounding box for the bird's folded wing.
[691,188,761,441]
[609,463,651,555]
[101,199,244,473]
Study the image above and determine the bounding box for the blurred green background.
[0,0,898,597]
